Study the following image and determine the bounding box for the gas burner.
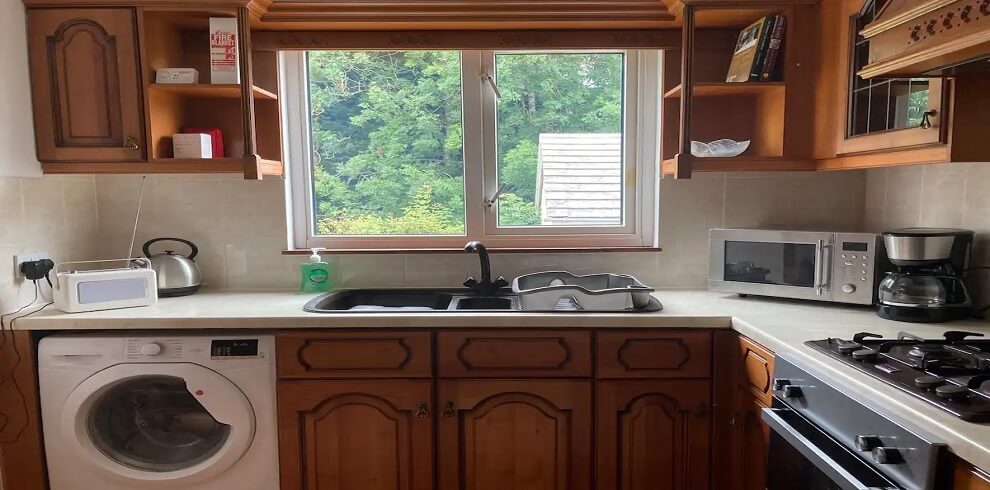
[807,332,990,422]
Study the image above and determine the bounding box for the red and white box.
[173,134,213,159]
[209,17,239,84]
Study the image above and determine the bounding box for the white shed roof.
[536,133,622,226]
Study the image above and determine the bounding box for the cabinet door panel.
[597,381,711,490]
[597,331,712,379]
[437,330,592,378]
[278,380,433,490]
[28,9,145,162]
[277,332,432,379]
[438,380,592,490]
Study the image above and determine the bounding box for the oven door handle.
[762,407,895,490]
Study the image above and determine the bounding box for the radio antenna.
[126,176,147,265]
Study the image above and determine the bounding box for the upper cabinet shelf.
[663,81,784,99]
[148,83,278,100]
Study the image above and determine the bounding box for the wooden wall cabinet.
[23,4,283,179]
[276,329,713,490]
[27,9,146,163]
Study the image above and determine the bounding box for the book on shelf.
[725,14,786,83]
[759,14,787,82]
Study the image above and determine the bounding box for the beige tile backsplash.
[863,162,990,308]
[0,175,100,314]
[88,171,867,291]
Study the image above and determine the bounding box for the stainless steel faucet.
[463,241,508,296]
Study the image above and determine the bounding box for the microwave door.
[709,230,834,302]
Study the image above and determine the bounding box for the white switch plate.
[13,252,51,281]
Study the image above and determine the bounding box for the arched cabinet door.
[277,380,434,490]
[27,9,145,162]
[437,380,592,490]
[596,381,711,490]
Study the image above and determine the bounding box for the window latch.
[485,183,508,208]
[482,73,502,99]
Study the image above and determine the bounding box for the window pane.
[494,52,625,227]
[307,51,466,236]
[890,79,930,130]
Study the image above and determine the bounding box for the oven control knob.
[842,284,857,294]
[914,375,945,390]
[872,447,902,464]
[935,384,969,401]
[855,435,881,452]
[782,385,804,398]
[773,378,791,390]
[852,348,879,362]
[141,343,163,356]
[837,341,863,355]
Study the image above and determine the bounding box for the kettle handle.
[143,237,199,260]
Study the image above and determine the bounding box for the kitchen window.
[284,49,659,250]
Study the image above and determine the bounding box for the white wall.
[0,0,40,178]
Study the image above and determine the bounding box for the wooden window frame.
[284,49,660,251]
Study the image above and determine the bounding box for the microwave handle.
[814,240,833,296]
[763,408,888,490]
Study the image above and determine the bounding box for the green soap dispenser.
[300,248,332,293]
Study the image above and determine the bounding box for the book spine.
[748,16,776,81]
[760,14,787,81]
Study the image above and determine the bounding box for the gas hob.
[807,331,990,422]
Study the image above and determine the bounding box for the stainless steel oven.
[764,356,949,490]
[709,229,884,305]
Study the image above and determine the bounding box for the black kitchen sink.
[305,289,456,311]
[303,288,661,313]
[453,296,514,310]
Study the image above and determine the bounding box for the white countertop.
[17,289,990,471]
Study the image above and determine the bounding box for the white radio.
[53,259,158,313]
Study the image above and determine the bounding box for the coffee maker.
[877,228,974,323]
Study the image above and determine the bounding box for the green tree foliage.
[307,51,623,234]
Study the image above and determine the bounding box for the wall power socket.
[13,252,51,281]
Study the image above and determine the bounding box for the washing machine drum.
[88,375,231,471]
[63,363,257,484]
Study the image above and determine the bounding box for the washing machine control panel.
[125,339,186,360]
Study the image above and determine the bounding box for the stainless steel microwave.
[708,229,884,305]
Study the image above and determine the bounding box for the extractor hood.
[858,0,990,78]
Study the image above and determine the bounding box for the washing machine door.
[60,363,256,486]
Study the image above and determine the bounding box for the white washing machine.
[39,334,278,490]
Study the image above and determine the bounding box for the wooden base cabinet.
[277,380,434,490]
[437,380,593,490]
[596,381,711,490]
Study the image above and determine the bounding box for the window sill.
[282,246,661,255]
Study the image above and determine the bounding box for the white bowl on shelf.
[690,139,751,158]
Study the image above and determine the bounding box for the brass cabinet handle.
[440,401,455,419]
[415,402,430,419]
[125,137,140,150]
[919,110,937,129]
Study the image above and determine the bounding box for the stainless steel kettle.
[143,238,203,297]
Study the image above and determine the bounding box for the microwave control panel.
[833,233,880,305]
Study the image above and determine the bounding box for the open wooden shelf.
[661,155,816,175]
[148,84,278,100]
[41,156,283,179]
[663,82,784,99]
